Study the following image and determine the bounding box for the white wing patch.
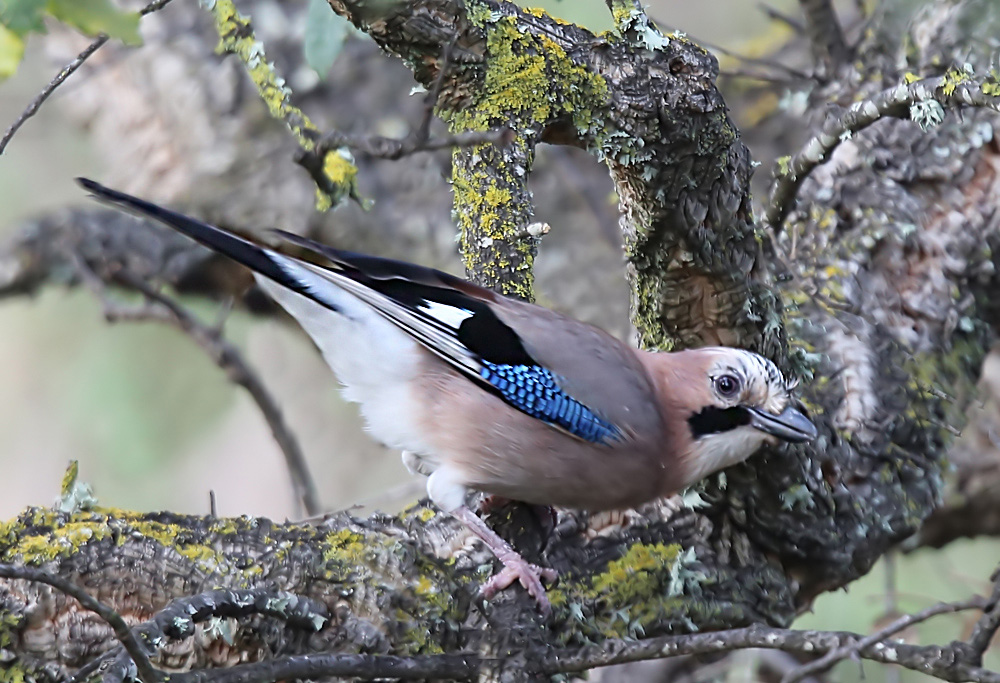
[419,301,473,329]
[266,249,481,377]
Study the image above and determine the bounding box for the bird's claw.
[480,560,558,616]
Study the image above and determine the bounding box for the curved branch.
[0,564,160,683]
[0,0,177,157]
[764,73,1000,230]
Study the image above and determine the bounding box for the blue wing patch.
[479,362,623,444]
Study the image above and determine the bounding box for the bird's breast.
[413,361,678,510]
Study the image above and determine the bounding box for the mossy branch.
[206,0,359,211]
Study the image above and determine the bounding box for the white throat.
[685,426,768,485]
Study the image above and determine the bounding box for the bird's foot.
[480,560,558,615]
[452,505,557,616]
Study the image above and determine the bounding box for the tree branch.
[0,0,177,157]
[0,564,160,683]
[781,597,989,683]
[67,250,322,517]
[797,0,849,69]
[764,73,1000,231]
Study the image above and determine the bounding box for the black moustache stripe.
[688,406,751,438]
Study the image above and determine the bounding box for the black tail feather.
[77,177,300,292]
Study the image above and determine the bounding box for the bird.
[78,177,817,616]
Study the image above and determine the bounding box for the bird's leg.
[452,505,558,616]
[476,493,511,515]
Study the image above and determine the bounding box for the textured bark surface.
[1,0,1000,679]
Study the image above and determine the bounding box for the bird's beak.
[746,405,817,443]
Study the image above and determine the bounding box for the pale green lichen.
[57,460,97,514]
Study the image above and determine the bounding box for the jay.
[79,178,817,615]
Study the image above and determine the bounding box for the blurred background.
[0,0,997,680]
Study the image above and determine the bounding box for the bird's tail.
[76,177,304,294]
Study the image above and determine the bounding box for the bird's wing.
[78,178,626,444]
[269,230,628,445]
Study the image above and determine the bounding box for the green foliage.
[0,0,45,35]
[0,23,24,79]
[47,0,141,44]
[303,0,351,77]
[0,0,140,81]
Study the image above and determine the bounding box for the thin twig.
[758,3,805,33]
[117,269,323,517]
[764,75,1000,230]
[798,0,850,68]
[540,622,1000,682]
[297,33,504,174]
[697,35,810,79]
[68,252,322,517]
[0,0,176,156]
[781,596,988,683]
[312,129,505,163]
[0,563,161,683]
[968,564,1000,664]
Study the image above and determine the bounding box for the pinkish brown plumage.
[79,178,817,616]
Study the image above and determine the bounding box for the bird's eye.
[715,374,741,397]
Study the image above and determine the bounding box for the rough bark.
[2,0,1000,680]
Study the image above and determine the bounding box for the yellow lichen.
[941,68,970,96]
[321,528,372,582]
[0,664,27,683]
[60,460,79,498]
[444,6,608,296]
[588,542,681,604]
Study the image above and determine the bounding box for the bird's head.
[643,347,817,485]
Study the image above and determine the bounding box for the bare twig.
[780,596,988,683]
[296,33,505,176]
[67,252,322,517]
[0,563,162,683]
[759,3,805,33]
[0,0,176,156]
[119,269,322,517]
[968,565,1000,664]
[307,129,505,164]
[798,0,849,68]
[541,622,1000,682]
[764,75,1000,230]
[140,619,1000,683]
[697,35,810,79]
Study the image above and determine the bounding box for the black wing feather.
[270,229,535,367]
